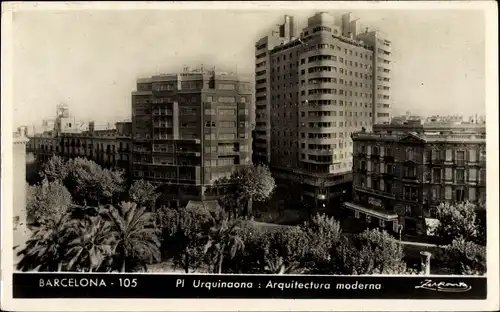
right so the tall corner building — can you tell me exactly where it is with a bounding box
[253,12,392,209]
[131,68,252,207]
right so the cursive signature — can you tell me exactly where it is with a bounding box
[415,279,471,292]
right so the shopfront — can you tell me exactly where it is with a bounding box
[343,201,399,233]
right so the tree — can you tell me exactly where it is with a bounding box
[215,165,276,218]
[265,226,310,274]
[203,218,245,274]
[40,155,69,182]
[65,158,125,206]
[129,180,160,211]
[437,238,486,275]
[474,207,486,246]
[333,229,407,275]
[64,216,115,272]
[104,202,161,272]
[435,202,480,245]
[158,205,215,273]
[16,212,75,272]
[301,213,342,273]
[26,179,72,225]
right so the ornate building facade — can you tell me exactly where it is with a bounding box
[347,119,486,236]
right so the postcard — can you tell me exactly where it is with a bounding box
[1,1,498,311]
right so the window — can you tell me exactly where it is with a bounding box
[468,188,476,201]
[205,109,216,115]
[205,121,216,128]
[238,109,249,115]
[219,133,236,140]
[445,168,453,180]
[383,179,391,192]
[219,96,235,103]
[404,165,417,178]
[403,186,418,201]
[431,149,440,161]
[469,168,477,181]
[455,189,465,202]
[354,211,360,219]
[456,168,465,183]
[445,149,453,161]
[479,169,486,183]
[431,187,440,200]
[445,186,452,200]
[433,168,441,182]
[219,109,235,116]
[406,148,414,161]
[386,147,393,157]
[456,150,465,165]
[206,96,213,102]
[379,219,385,228]
[205,133,216,140]
[218,83,235,90]
[469,149,477,162]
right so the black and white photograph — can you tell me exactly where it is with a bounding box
[1,1,498,311]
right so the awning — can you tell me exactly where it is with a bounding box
[343,202,398,221]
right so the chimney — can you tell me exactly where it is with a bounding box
[89,121,95,133]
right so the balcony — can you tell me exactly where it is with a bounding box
[354,186,395,200]
[176,150,201,157]
[444,159,454,165]
[401,176,419,183]
[154,122,173,128]
[152,149,174,154]
[306,71,338,79]
[133,148,150,154]
[307,149,333,156]
[153,135,175,140]
[431,178,441,184]
[307,60,337,67]
[430,158,444,165]
[402,193,419,202]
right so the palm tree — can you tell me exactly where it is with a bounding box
[104,202,161,272]
[204,218,245,274]
[64,216,115,272]
[16,213,74,272]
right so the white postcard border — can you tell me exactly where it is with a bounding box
[1,1,498,311]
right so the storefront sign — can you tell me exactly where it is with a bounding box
[368,197,382,207]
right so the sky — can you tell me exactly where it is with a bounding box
[11,7,485,128]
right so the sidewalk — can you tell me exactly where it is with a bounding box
[399,240,444,248]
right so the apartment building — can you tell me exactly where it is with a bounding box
[58,122,132,172]
[347,119,486,236]
[253,12,392,209]
[26,107,133,175]
[131,67,252,206]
